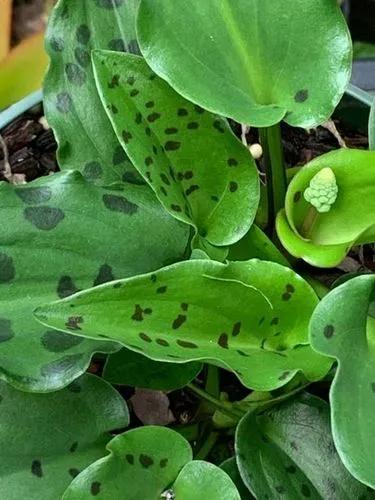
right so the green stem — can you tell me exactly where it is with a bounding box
[259,123,287,229]
[194,431,219,460]
[187,383,244,420]
[205,365,220,398]
[346,83,374,107]
[300,205,318,239]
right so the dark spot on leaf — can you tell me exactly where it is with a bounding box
[275,485,285,494]
[295,89,309,103]
[139,454,154,468]
[94,264,115,286]
[286,284,295,293]
[171,204,182,212]
[237,350,249,357]
[76,24,90,44]
[65,316,83,331]
[185,185,199,196]
[139,332,152,343]
[270,317,279,325]
[165,127,178,135]
[181,303,188,311]
[95,0,124,8]
[57,276,80,298]
[91,481,101,496]
[165,141,181,151]
[160,186,167,196]
[0,318,14,342]
[75,47,90,68]
[213,120,225,133]
[41,330,84,352]
[187,122,199,129]
[285,465,296,474]
[371,382,375,393]
[159,458,168,468]
[83,161,103,180]
[290,441,298,450]
[218,333,229,349]
[70,442,78,453]
[126,454,134,464]
[157,286,167,294]
[126,76,135,86]
[103,194,138,214]
[172,314,186,329]
[145,127,151,136]
[227,158,238,167]
[108,38,126,52]
[65,63,86,86]
[229,181,238,192]
[24,207,64,230]
[177,108,188,116]
[147,112,160,122]
[177,339,198,349]
[282,292,292,301]
[31,460,43,478]
[122,171,145,185]
[108,74,120,89]
[122,130,132,143]
[50,36,64,52]
[69,468,80,478]
[145,101,155,108]
[294,191,302,203]
[301,485,311,497]
[130,89,139,97]
[194,105,205,114]
[144,156,153,167]
[56,92,72,113]
[109,103,118,114]
[160,174,171,186]
[150,274,157,283]
[113,145,130,165]
[278,371,290,381]
[211,195,219,202]
[156,338,169,347]
[128,39,141,55]
[324,325,334,339]
[232,322,241,337]
[0,253,15,283]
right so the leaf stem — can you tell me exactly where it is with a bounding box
[187,383,244,420]
[194,430,219,460]
[259,123,287,229]
[346,83,374,108]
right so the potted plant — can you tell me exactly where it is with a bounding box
[0,0,374,498]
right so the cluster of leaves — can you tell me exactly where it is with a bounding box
[1,0,375,498]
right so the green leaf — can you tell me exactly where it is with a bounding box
[63,426,239,500]
[93,51,259,247]
[235,393,371,499]
[62,426,192,499]
[310,275,375,489]
[221,458,253,499]
[35,259,330,391]
[0,171,189,391]
[137,0,352,128]
[228,224,289,266]
[44,0,142,184]
[276,149,375,268]
[369,98,375,151]
[103,348,202,390]
[173,460,241,500]
[0,373,129,500]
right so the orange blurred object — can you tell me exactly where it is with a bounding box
[0,0,12,61]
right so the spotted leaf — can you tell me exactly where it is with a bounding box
[310,275,375,488]
[44,0,142,184]
[103,347,202,391]
[276,149,375,268]
[137,0,351,128]
[235,394,371,499]
[93,51,259,247]
[0,171,188,391]
[0,374,128,500]
[62,426,240,500]
[35,259,330,391]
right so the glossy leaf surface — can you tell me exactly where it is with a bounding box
[93,51,259,247]
[310,275,375,488]
[277,149,375,267]
[44,0,141,184]
[103,347,201,390]
[236,394,371,499]
[0,171,188,391]
[35,259,330,391]
[221,458,253,499]
[137,0,352,128]
[63,426,239,499]
[0,374,129,500]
